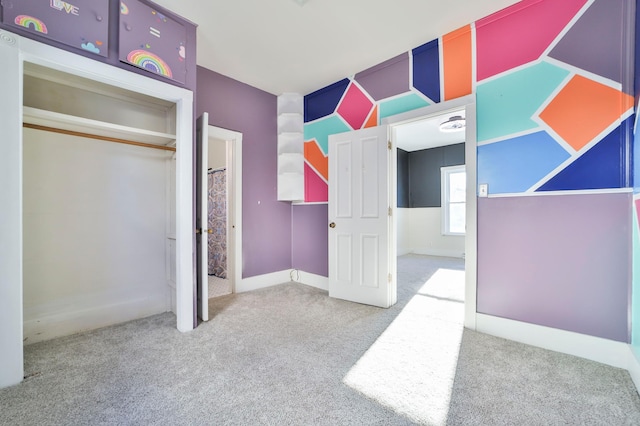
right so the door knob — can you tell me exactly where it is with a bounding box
[329,222,336,228]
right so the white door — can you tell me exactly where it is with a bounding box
[328,126,396,308]
[195,113,209,321]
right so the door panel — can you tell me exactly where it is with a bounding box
[195,113,209,322]
[328,126,395,308]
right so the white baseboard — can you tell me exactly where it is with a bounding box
[628,346,640,393]
[397,247,413,256]
[236,270,292,293]
[413,248,465,259]
[293,270,329,291]
[475,313,629,369]
[23,294,168,345]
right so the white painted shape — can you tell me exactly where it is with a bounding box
[329,126,394,308]
[0,34,24,389]
[476,314,629,369]
[196,114,209,322]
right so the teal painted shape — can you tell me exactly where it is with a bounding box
[303,115,351,154]
[379,93,430,120]
[477,131,570,194]
[633,202,640,351]
[476,61,570,142]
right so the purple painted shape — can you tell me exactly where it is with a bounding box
[354,53,410,101]
[477,193,630,342]
[549,0,626,88]
[119,0,188,83]
[292,204,329,277]
[3,0,109,57]
[197,66,292,279]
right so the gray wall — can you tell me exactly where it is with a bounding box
[398,143,465,208]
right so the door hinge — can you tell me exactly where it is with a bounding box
[388,141,392,150]
[388,207,392,216]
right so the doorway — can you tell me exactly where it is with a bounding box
[206,136,232,298]
[386,95,477,329]
[196,122,243,322]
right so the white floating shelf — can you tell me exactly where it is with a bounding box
[23,106,177,146]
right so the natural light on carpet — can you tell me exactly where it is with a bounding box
[343,268,465,425]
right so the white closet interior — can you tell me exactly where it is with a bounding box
[22,63,178,344]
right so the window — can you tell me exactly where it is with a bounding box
[441,165,466,235]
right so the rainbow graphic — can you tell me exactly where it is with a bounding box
[120,2,129,15]
[14,15,48,34]
[127,50,173,78]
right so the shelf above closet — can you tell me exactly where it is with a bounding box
[23,107,177,148]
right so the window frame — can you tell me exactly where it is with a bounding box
[441,165,466,236]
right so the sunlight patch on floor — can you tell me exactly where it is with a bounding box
[343,268,465,425]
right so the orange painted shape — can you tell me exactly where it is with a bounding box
[364,105,378,128]
[539,75,634,151]
[443,25,473,101]
[304,140,328,180]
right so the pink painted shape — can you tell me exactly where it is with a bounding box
[305,162,328,203]
[635,199,640,229]
[476,0,587,81]
[336,83,374,130]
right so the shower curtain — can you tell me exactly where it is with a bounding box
[208,169,227,278]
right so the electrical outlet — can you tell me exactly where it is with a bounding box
[479,183,488,197]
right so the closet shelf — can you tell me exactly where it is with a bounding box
[23,107,177,146]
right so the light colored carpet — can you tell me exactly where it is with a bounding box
[1,255,639,425]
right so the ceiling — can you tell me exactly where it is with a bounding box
[151,0,521,95]
[395,109,466,152]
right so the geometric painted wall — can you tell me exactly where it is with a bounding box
[304,0,635,202]
[300,0,636,343]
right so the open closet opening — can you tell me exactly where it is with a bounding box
[21,63,179,344]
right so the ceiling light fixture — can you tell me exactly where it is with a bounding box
[292,0,310,6]
[439,115,465,132]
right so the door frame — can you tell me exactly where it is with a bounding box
[383,94,477,330]
[0,31,194,388]
[207,125,243,295]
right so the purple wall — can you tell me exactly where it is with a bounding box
[196,66,292,278]
[292,204,328,276]
[477,193,631,342]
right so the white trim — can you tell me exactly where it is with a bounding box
[23,295,168,345]
[293,270,329,291]
[628,346,640,393]
[488,187,633,198]
[441,165,466,236]
[236,270,292,293]
[207,125,243,296]
[476,314,629,369]
[385,95,477,330]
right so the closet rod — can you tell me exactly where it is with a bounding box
[23,123,177,152]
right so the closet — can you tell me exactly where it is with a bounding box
[21,62,178,343]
